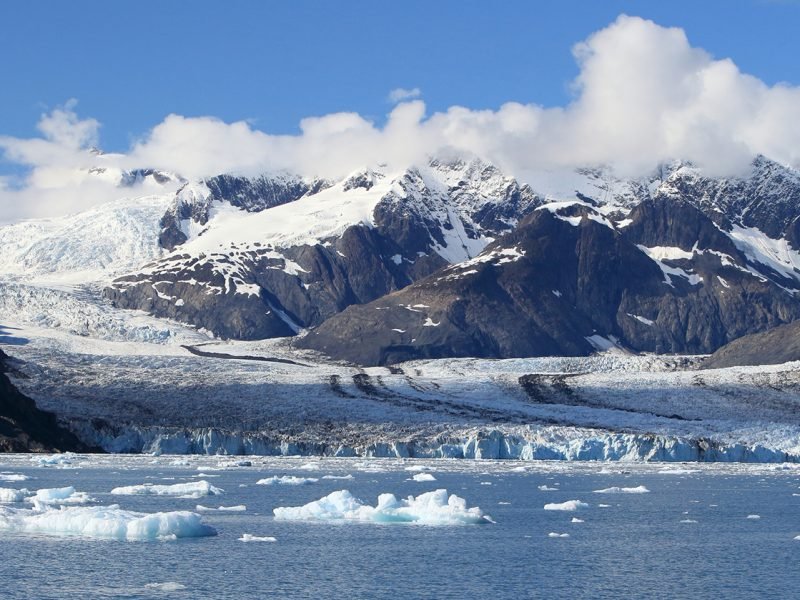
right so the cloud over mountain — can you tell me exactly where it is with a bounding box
[3,15,800,221]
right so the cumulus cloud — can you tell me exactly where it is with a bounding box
[388,87,422,103]
[4,15,800,221]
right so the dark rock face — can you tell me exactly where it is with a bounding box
[0,350,94,453]
[299,201,800,365]
[701,320,800,369]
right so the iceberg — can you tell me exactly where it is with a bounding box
[110,480,222,498]
[273,489,491,525]
[0,504,216,540]
[256,476,318,486]
[593,486,650,494]
[543,500,589,511]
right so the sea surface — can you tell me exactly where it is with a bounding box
[0,455,798,599]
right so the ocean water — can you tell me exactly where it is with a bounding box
[0,455,798,599]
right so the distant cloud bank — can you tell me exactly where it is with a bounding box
[3,15,800,221]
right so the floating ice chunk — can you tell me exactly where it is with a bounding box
[0,488,28,503]
[34,453,81,467]
[299,463,320,471]
[110,480,222,498]
[169,459,190,467]
[794,535,800,541]
[543,500,588,511]
[598,504,611,508]
[746,514,761,520]
[256,476,318,486]
[480,482,492,486]
[0,504,216,541]
[195,505,246,512]
[239,534,277,542]
[538,485,558,491]
[571,518,584,523]
[31,487,93,506]
[593,486,650,494]
[0,473,30,482]
[411,473,436,482]
[657,468,699,475]
[680,519,698,523]
[273,489,491,525]
[321,474,354,480]
[498,502,511,505]
[145,583,187,592]
[548,532,570,538]
[404,465,434,472]
[509,466,526,473]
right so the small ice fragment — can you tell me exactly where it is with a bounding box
[746,514,761,520]
[195,505,246,512]
[680,519,698,524]
[592,486,649,494]
[571,518,584,523]
[411,473,436,482]
[543,500,588,511]
[498,502,511,505]
[145,583,187,591]
[321,474,354,480]
[598,504,611,508]
[548,532,570,538]
[0,474,30,482]
[256,476,318,486]
[239,534,277,543]
[538,485,558,491]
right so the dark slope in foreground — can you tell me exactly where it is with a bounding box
[702,320,800,369]
[299,200,800,366]
[0,349,94,452]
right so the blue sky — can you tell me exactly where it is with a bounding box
[2,0,799,151]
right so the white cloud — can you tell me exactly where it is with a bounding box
[4,15,800,222]
[388,87,422,103]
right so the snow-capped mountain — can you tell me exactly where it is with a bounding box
[104,158,539,338]
[4,153,800,366]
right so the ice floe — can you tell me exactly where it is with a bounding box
[571,518,584,523]
[411,473,437,482]
[0,473,30,482]
[256,476,318,486]
[195,504,246,512]
[0,504,216,540]
[548,532,570,538]
[543,500,589,511]
[273,489,491,525]
[538,485,558,491]
[239,534,277,542]
[30,486,93,506]
[0,488,28,503]
[321,474,354,480]
[680,519,698,523]
[746,514,761,520]
[110,480,222,498]
[593,486,650,494]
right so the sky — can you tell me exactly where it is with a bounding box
[2,0,800,221]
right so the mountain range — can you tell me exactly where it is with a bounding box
[5,154,800,367]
